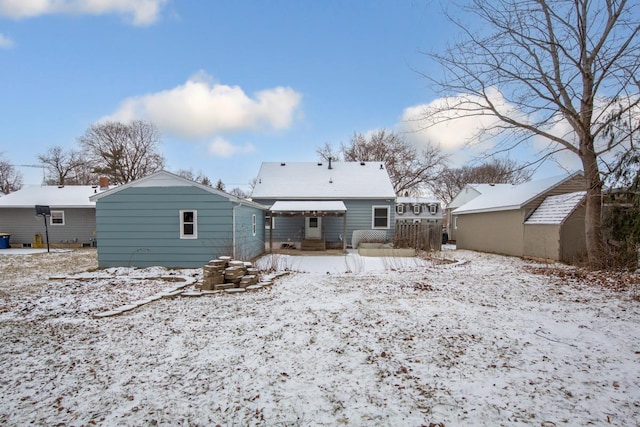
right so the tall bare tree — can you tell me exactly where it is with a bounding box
[431,158,533,205]
[0,152,22,193]
[335,129,447,195]
[422,0,640,266]
[37,145,93,185]
[176,168,212,186]
[78,120,165,185]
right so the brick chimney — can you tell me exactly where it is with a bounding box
[99,177,109,190]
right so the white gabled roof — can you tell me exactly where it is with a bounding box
[453,172,583,215]
[270,201,347,213]
[524,191,586,224]
[89,170,267,210]
[396,196,439,205]
[251,161,396,200]
[0,185,102,208]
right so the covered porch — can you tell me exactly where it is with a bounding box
[268,201,347,252]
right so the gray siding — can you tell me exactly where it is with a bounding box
[0,207,95,247]
[96,186,264,268]
[256,199,395,247]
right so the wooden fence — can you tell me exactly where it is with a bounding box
[394,222,442,252]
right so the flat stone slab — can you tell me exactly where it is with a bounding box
[224,288,246,294]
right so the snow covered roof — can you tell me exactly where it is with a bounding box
[453,172,583,215]
[251,161,396,200]
[270,201,347,213]
[524,191,586,225]
[396,196,439,205]
[90,171,267,210]
[0,185,103,208]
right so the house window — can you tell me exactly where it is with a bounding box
[396,204,404,214]
[252,214,257,236]
[309,217,318,228]
[429,204,438,215]
[454,216,458,229]
[413,204,421,215]
[372,206,390,229]
[180,210,197,239]
[50,210,65,226]
[265,214,275,230]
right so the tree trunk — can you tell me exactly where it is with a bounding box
[581,146,603,267]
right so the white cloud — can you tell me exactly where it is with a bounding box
[208,138,255,158]
[0,0,168,26]
[399,92,510,166]
[104,71,303,138]
[0,33,14,49]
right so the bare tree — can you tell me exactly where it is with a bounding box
[37,145,93,185]
[0,153,22,193]
[340,129,447,195]
[176,168,212,186]
[422,0,640,266]
[78,120,165,185]
[228,187,248,199]
[215,179,225,191]
[316,142,342,162]
[431,158,533,205]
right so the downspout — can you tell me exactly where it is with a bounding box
[232,201,242,259]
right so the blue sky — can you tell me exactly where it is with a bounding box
[0,0,565,191]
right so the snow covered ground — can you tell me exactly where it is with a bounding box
[0,247,639,426]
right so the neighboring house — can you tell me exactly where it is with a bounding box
[251,160,397,250]
[90,171,267,268]
[451,172,586,260]
[395,197,442,224]
[0,182,109,248]
[523,191,587,262]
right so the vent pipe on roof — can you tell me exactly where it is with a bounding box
[328,157,333,170]
[379,164,384,170]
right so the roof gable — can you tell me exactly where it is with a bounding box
[524,191,586,224]
[453,172,584,215]
[251,161,396,200]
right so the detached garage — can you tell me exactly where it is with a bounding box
[90,171,267,268]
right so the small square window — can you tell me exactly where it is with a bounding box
[180,210,197,239]
[50,210,65,226]
[372,206,390,229]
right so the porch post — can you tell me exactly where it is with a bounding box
[342,212,347,251]
[269,213,274,254]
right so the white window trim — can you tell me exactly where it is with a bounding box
[372,205,390,229]
[413,204,421,215]
[429,204,438,215]
[252,214,257,236]
[396,204,404,214]
[180,210,198,239]
[50,210,65,226]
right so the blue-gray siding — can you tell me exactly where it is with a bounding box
[255,199,395,247]
[0,207,96,247]
[96,186,265,268]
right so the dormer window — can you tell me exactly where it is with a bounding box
[396,204,404,214]
[429,204,438,215]
[413,204,421,215]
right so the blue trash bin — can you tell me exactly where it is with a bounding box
[0,233,10,249]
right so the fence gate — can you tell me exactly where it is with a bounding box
[394,222,442,252]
